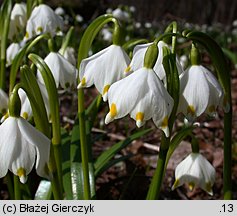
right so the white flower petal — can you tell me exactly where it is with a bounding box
[19,88,32,120]
[6,42,21,67]
[8,3,27,40]
[25,4,63,40]
[129,43,151,73]
[9,129,36,183]
[106,67,173,136]
[178,65,223,121]
[17,118,50,179]
[38,52,77,89]
[79,45,130,100]
[172,153,216,195]
[0,118,18,178]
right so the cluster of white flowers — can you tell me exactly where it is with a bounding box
[0,3,79,183]
[0,2,225,195]
[77,38,224,195]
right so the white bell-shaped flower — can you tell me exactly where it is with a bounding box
[105,67,174,137]
[37,52,78,89]
[77,44,130,101]
[0,89,8,114]
[126,41,183,81]
[0,116,50,183]
[172,153,216,195]
[8,2,27,40]
[25,4,63,40]
[178,65,224,121]
[6,42,21,67]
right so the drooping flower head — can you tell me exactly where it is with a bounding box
[105,67,174,137]
[0,89,51,184]
[24,4,64,41]
[77,44,130,101]
[172,153,216,195]
[178,65,224,121]
[37,52,78,89]
[0,116,51,183]
[8,2,27,40]
[6,42,21,67]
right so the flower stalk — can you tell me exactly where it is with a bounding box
[76,14,123,199]
[146,134,170,199]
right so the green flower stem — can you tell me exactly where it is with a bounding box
[6,173,14,199]
[13,175,21,200]
[28,54,63,199]
[224,110,232,199]
[191,135,199,153]
[185,31,232,199]
[76,14,121,200]
[78,89,91,200]
[147,134,170,199]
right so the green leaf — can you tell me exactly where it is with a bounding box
[94,128,152,176]
[165,126,194,167]
[20,65,50,137]
[61,128,73,199]
[162,47,180,129]
[222,48,237,65]
[71,162,95,200]
[0,0,12,90]
[28,53,60,145]
[60,26,75,55]
[95,154,133,177]
[34,180,52,200]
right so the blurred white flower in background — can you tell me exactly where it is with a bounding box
[75,14,84,23]
[101,28,112,42]
[6,42,21,67]
[129,6,136,13]
[38,52,78,89]
[8,2,27,40]
[112,8,129,22]
[25,4,64,40]
[144,22,152,28]
[54,7,65,16]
